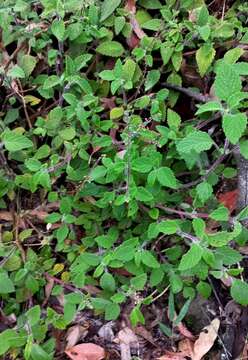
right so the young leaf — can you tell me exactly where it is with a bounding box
[51,19,65,41]
[145,70,160,91]
[231,279,248,306]
[214,62,241,101]
[141,250,160,268]
[196,44,215,77]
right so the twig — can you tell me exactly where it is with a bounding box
[176,230,199,244]
[162,83,210,103]
[156,204,209,219]
[180,139,230,189]
[14,213,26,262]
[151,285,170,303]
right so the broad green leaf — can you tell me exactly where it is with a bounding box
[100,273,116,292]
[145,70,160,91]
[19,55,37,76]
[233,62,248,75]
[222,113,247,145]
[196,44,215,77]
[26,305,41,326]
[196,182,213,203]
[2,130,33,152]
[59,127,76,140]
[224,48,244,64]
[157,167,178,189]
[139,0,162,9]
[167,109,181,130]
[131,273,147,290]
[0,272,15,294]
[105,303,120,320]
[195,101,222,115]
[141,250,160,268]
[110,107,124,119]
[8,65,25,78]
[215,247,242,265]
[176,130,213,154]
[210,206,229,221]
[142,19,162,31]
[43,75,61,89]
[130,306,145,326]
[179,244,203,271]
[158,220,178,234]
[51,19,65,40]
[135,187,153,202]
[100,0,121,22]
[96,41,124,57]
[197,281,212,298]
[231,279,248,306]
[214,62,241,101]
[160,45,174,65]
[132,157,153,173]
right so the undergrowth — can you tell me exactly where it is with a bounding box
[0,0,248,358]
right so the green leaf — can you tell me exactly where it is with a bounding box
[2,130,33,152]
[145,70,160,91]
[131,273,147,290]
[100,0,121,22]
[96,41,124,57]
[115,16,125,35]
[196,44,215,77]
[179,244,203,271]
[157,167,178,189]
[158,220,178,234]
[59,127,76,140]
[160,45,174,66]
[210,206,229,221]
[19,55,37,76]
[135,187,153,202]
[224,48,244,64]
[8,65,25,78]
[195,101,222,115]
[177,130,213,154]
[222,113,247,145]
[197,281,212,298]
[100,273,116,292]
[132,157,153,173]
[231,279,248,306]
[167,109,181,130]
[105,302,120,320]
[26,305,41,326]
[51,19,65,41]
[215,247,242,265]
[30,344,51,360]
[0,272,15,294]
[43,75,61,89]
[196,182,213,203]
[130,306,145,326]
[142,19,162,31]
[214,62,241,101]
[110,107,124,119]
[141,250,160,268]
[174,299,191,325]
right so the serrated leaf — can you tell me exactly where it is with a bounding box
[142,19,162,31]
[167,109,181,130]
[100,273,116,292]
[19,55,37,76]
[176,130,213,154]
[2,130,33,152]
[51,19,65,41]
[196,182,213,203]
[231,279,248,306]
[214,62,241,101]
[224,48,244,64]
[210,206,229,221]
[157,167,178,189]
[96,41,124,57]
[100,0,121,22]
[131,273,147,290]
[195,101,222,115]
[196,44,215,77]
[145,70,160,91]
[8,65,25,78]
[160,45,174,65]
[158,220,178,234]
[110,107,124,119]
[222,113,247,145]
[135,187,153,202]
[179,244,203,271]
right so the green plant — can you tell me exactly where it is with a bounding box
[0,0,248,358]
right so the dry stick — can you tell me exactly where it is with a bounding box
[181,139,230,189]
[162,83,210,103]
[156,204,209,219]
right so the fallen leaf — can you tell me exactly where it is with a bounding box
[176,322,196,341]
[114,327,139,360]
[65,343,105,360]
[98,322,115,342]
[157,351,187,360]
[66,325,89,348]
[218,190,238,212]
[178,339,194,357]
[192,318,220,360]
[134,325,157,346]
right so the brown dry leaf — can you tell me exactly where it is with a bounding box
[65,343,105,360]
[66,325,89,348]
[176,322,196,341]
[134,325,157,346]
[178,339,194,357]
[192,318,220,360]
[114,327,139,360]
